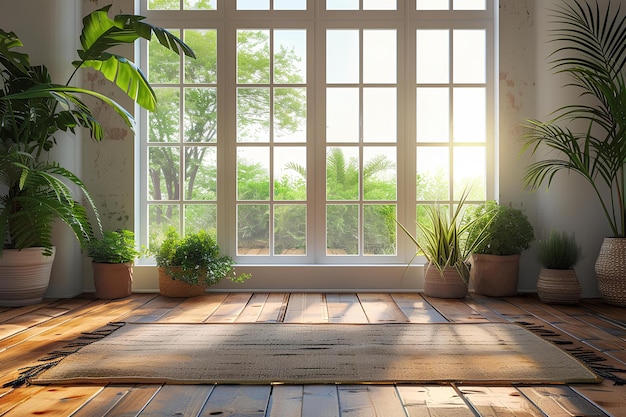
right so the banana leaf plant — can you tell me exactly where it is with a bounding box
[0,5,195,255]
[520,0,626,237]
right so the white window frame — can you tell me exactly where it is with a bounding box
[135,0,497,290]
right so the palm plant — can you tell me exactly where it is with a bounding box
[520,0,626,237]
[0,5,194,255]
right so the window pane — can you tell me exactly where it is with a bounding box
[363,147,396,201]
[238,0,269,10]
[416,30,449,84]
[184,0,217,10]
[453,147,486,200]
[149,32,180,83]
[453,0,486,10]
[149,205,180,242]
[274,30,307,84]
[416,0,448,10]
[327,147,359,201]
[148,147,179,201]
[364,205,396,255]
[237,87,271,142]
[274,87,307,143]
[184,205,217,236]
[364,88,397,143]
[327,30,359,84]
[274,147,307,201]
[364,0,396,10]
[453,30,486,84]
[327,204,358,255]
[274,205,307,255]
[185,88,217,143]
[185,30,217,84]
[363,30,396,83]
[327,0,359,10]
[237,147,270,200]
[238,205,270,255]
[238,30,270,84]
[416,88,449,142]
[275,0,306,9]
[326,88,359,143]
[148,0,178,11]
[416,147,449,201]
[453,88,486,142]
[185,146,217,200]
[149,88,179,143]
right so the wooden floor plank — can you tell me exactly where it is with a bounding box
[391,293,447,323]
[423,296,490,323]
[337,385,407,417]
[70,385,135,417]
[397,385,475,417]
[302,385,339,417]
[137,384,214,416]
[267,385,303,417]
[87,385,161,417]
[1,385,101,417]
[283,293,328,323]
[256,293,289,323]
[326,293,369,323]
[206,293,253,323]
[198,385,271,417]
[157,293,228,322]
[459,386,544,417]
[236,293,273,323]
[357,293,408,323]
[518,386,610,417]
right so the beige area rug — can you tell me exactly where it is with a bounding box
[33,322,601,385]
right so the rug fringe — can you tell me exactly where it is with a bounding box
[516,321,626,386]
[3,322,125,389]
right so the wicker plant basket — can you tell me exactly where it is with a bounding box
[595,237,626,307]
[158,267,207,297]
[537,268,581,305]
[423,264,468,299]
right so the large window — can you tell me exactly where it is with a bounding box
[139,0,496,272]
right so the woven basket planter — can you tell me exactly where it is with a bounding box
[537,268,581,305]
[423,264,468,299]
[158,267,207,298]
[595,237,626,307]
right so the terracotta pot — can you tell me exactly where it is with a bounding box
[423,264,468,299]
[537,268,581,305]
[158,267,207,297]
[469,253,520,297]
[595,237,626,307]
[93,262,133,299]
[0,247,55,307]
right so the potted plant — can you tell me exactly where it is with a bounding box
[153,228,251,297]
[519,0,626,306]
[0,5,194,306]
[465,201,534,297]
[536,230,583,304]
[85,230,139,299]
[398,191,492,298]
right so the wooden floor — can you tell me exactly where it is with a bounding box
[0,292,624,416]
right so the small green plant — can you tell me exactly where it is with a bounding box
[153,228,251,286]
[538,230,582,270]
[398,191,493,281]
[85,230,140,264]
[465,201,534,256]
